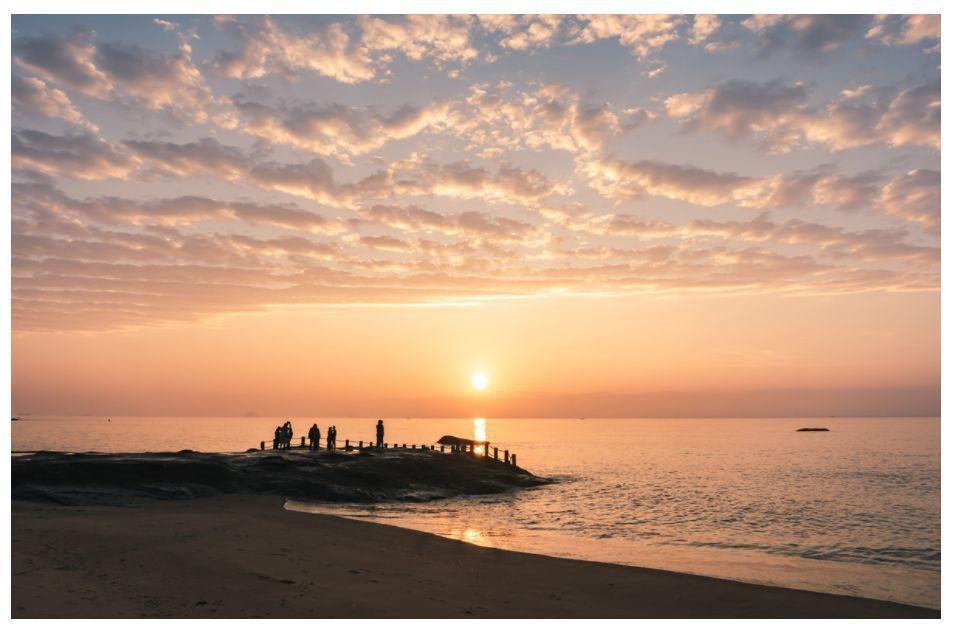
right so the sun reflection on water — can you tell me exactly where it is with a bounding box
[456,527,491,547]
[473,418,486,456]
[474,417,486,442]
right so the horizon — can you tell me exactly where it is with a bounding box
[13,385,940,418]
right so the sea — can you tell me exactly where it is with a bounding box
[11,415,940,609]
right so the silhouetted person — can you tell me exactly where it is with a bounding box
[273,425,282,450]
[331,425,338,450]
[376,419,385,450]
[308,423,321,451]
[325,426,333,450]
[282,421,293,449]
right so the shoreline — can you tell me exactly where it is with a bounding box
[12,495,938,618]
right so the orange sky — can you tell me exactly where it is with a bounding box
[10,15,940,418]
[12,290,939,417]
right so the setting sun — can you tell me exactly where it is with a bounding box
[472,372,489,391]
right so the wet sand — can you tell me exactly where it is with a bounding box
[11,495,938,618]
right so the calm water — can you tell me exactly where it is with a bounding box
[12,416,940,608]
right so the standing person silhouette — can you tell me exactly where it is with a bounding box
[308,423,321,451]
[376,419,385,450]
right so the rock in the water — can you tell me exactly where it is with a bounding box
[12,449,550,506]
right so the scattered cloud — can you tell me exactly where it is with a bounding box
[12,74,98,131]
[666,79,940,152]
[211,15,375,83]
[741,14,873,56]
[12,130,140,180]
[14,29,217,122]
[878,169,940,233]
[572,14,687,59]
[229,97,453,160]
[8,14,941,332]
[867,14,940,48]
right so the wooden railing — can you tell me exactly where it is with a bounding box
[258,436,518,467]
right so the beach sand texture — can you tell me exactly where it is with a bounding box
[12,495,938,618]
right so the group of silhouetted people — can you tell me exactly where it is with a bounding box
[273,419,386,451]
[273,421,294,449]
[305,423,338,450]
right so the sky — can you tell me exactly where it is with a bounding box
[10,14,940,417]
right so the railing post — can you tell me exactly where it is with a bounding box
[484,443,489,458]
[345,439,350,449]
[493,446,498,460]
[360,440,364,448]
[393,443,397,448]
[301,436,306,447]
[431,445,435,451]
[440,445,445,453]
[504,449,510,464]
[260,441,265,450]
[511,454,517,467]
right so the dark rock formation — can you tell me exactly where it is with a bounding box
[12,448,549,506]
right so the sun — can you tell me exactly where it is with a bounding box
[472,372,489,391]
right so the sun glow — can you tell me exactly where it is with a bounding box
[472,372,489,390]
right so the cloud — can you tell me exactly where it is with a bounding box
[355,204,539,243]
[478,14,569,51]
[13,181,346,234]
[358,15,479,65]
[123,137,249,179]
[152,18,179,32]
[212,15,482,84]
[402,158,569,205]
[867,14,940,48]
[230,98,452,160]
[665,79,810,151]
[572,14,687,59]
[14,29,216,122]
[878,169,940,233]
[600,210,938,266]
[689,14,721,45]
[12,181,939,332]
[811,172,882,211]
[457,81,639,157]
[211,15,375,83]
[247,158,392,207]
[12,75,98,131]
[742,14,872,56]
[92,40,215,121]
[666,79,940,152]
[521,84,622,153]
[12,130,140,180]
[581,156,752,206]
[580,155,934,221]
[682,215,938,266]
[13,29,112,98]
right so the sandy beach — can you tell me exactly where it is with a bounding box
[11,495,938,618]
